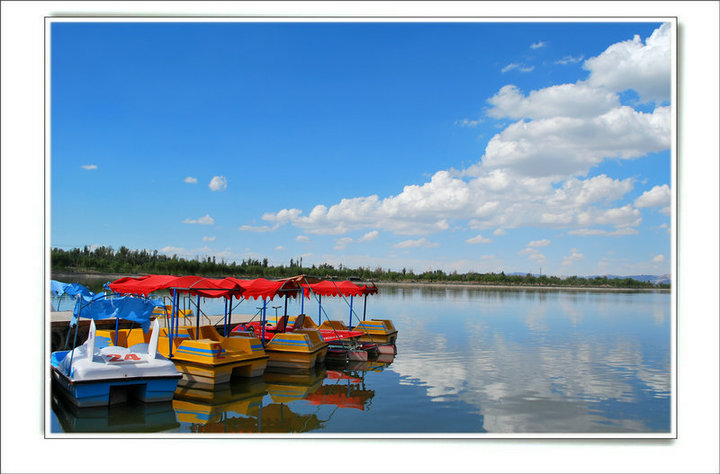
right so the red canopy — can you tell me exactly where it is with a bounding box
[220,277,300,301]
[108,274,243,298]
[109,274,376,300]
[301,280,378,298]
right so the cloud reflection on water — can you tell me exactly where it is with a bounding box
[382,286,671,432]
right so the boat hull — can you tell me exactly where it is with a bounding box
[172,357,268,385]
[52,367,180,408]
[266,346,328,371]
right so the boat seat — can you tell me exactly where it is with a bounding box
[266,315,289,333]
[289,314,306,331]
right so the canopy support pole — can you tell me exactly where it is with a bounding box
[349,295,354,328]
[114,316,120,346]
[261,299,267,346]
[195,295,201,339]
[301,290,305,315]
[284,294,288,316]
[169,289,177,359]
[318,295,322,324]
[363,294,368,321]
[228,297,233,335]
[223,298,228,337]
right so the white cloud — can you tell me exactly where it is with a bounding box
[202,236,216,241]
[634,184,671,208]
[482,105,670,177]
[555,55,584,65]
[358,230,379,242]
[519,247,546,264]
[209,175,227,191]
[275,245,286,251]
[184,176,198,184]
[652,254,665,263]
[263,170,640,237]
[466,234,492,244]
[394,237,439,249]
[333,237,354,250]
[528,239,551,247]
[296,235,310,242]
[455,119,482,128]
[502,63,534,74]
[584,23,671,103]
[252,27,668,241]
[487,83,619,120]
[530,41,546,49]
[81,164,97,170]
[239,224,278,232]
[562,248,585,266]
[182,214,215,225]
[568,227,639,237]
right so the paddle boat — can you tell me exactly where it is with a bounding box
[297,278,397,359]
[107,275,269,385]
[50,281,181,408]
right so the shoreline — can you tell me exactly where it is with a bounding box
[51,270,670,293]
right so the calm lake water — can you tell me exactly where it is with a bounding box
[50,285,672,434]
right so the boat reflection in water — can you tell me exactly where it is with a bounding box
[172,355,394,434]
[52,352,395,433]
[52,393,179,433]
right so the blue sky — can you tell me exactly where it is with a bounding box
[51,21,672,277]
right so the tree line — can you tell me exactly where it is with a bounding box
[51,245,670,289]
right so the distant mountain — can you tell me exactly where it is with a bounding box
[507,272,671,285]
[603,274,671,285]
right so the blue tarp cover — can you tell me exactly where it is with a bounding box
[51,280,94,298]
[52,280,162,331]
[72,294,163,331]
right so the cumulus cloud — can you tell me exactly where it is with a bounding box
[239,224,279,232]
[202,236,216,241]
[394,238,439,249]
[263,171,640,236]
[81,164,97,170]
[634,184,670,208]
[530,41,546,49]
[250,26,670,241]
[209,176,227,191]
[568,227,639,237]
[487,83,619,120]
[528,239,551,247]
[275,245,286,251]
[652,254,665,263]
[184,176,198,184]
[482,105,670,177]
[358,230,379,242]
[182,214,215,225]
[562,248,585,266]
[466,234,492,244]
[296,235,310,242]
[334,237,354,250]
[584,23,671,103]
[519,247,546,264]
